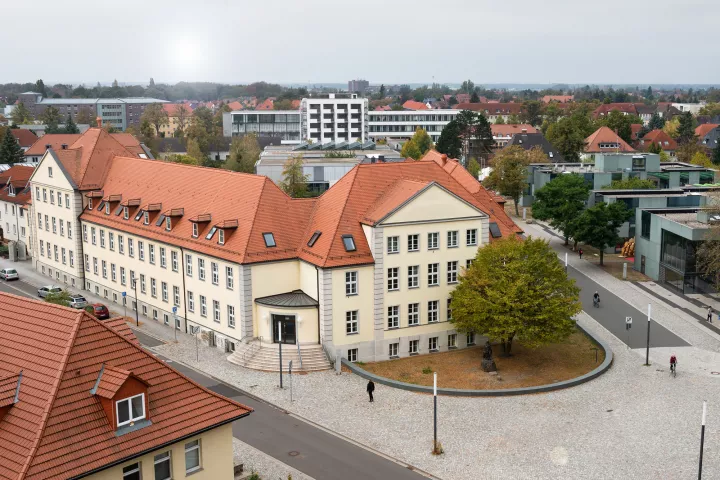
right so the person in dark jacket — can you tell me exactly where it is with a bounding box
[578,248,583,259]
[367,380,375,402]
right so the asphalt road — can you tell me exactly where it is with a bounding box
[0,277,427,480]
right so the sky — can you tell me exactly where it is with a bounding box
[3,0,720,87]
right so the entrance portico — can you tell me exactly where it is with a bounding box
[255,290,319,346]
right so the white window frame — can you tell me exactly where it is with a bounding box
[149,244,154,263]
[186,254,193,276]
[348,348,358,362]
[160,247,166,268]
[387,267,399,291]
[184,439,201,474]
[171,251,178,272]
[448,230,458,248]
[447,261,458,284]
[116,393,145,427]
[153,451,172,480]
[429,336,439,351]
[408,265,419,288]
[226,266,234,289]
[346,310,358,334]
[428,263,439,286]
[407,234,419,252]
[211,262,219,285]
[198,258,205,280]
[387,236,399,254]
[188,291,195,312]
[387,305,399,329]
[428,232,439,250]
[228,305,235,328]
[408,303,419,326]
[200,295,207,316]
[213,300,221,323]
[409,339,419,354]
[428,300,438,323]
[466,228,477,246]
[345,271,358,295]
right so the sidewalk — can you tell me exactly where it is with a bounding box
[522,220,720,353]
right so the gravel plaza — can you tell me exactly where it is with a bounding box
[144,217,720,480]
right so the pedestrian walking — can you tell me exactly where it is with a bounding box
[578,248,583,260]
[708,306,713,323]
[366,380,375,402]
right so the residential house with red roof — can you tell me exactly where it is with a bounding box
[696,124,720,150]
[24,131,151,163]
[157,103,193,137]
[256,98,275,110]
[592,103,681,125]
[402,100,429,110]
[636,129,677,156]
[542,95,573,103]
[10,129,37,152]
[583,126,636,159]
[0,165,34,249]
[491,124,537,147]
[29,128,521,367]
[0,292,251,480]
[453,103,523,123]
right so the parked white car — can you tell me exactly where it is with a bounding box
[0,268,19,281]
[37,285,62,298]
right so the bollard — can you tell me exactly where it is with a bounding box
[335,349,342,375]
[522,208,527,221]
[623,263,627,280]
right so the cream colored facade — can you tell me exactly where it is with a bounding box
[88,423,235,480]
[0,199,30,245]
[29,152,85,287]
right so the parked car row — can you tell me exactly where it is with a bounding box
[36,285,110,318]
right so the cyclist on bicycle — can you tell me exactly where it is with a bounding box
[593,291,600,307]
[670,354,677,373]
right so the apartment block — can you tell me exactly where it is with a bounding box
[222,110,301,141]
[368,109,459,143]
[301,94,368,143]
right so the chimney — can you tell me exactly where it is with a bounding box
[44,144,51,149]
[96,116,102,128]
[441,154,448,165]
[61,144,68,150]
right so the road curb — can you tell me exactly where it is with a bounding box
[342,324,613,397]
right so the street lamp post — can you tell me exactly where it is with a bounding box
[644,303,651,366]
[131,277,139,327]
[699,401,707,480]
[433,372,438,453]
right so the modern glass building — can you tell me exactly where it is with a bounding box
[223,110,301,141]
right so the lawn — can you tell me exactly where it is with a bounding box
[359,331,604,390]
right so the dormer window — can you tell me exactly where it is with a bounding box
[218,229,225,245]
[165,217,172,231]
[307,231,321,247]
[123,207,129,219]
[134,210,144,221]
[263,232,276,248]
[105,203,110,215]
[116,393,145,427]
[7,185,14,197]
[88,198,93,210]
[205,226,217,240]
[143,212,150,225]
[342,234,356,252]
[192,223,198,238]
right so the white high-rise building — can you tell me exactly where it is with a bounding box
[300,94,368,143]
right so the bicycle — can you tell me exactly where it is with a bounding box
[670,363,677,378]
[593,298,600,308]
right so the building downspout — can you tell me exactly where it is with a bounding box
[179,245,189,334]
[315,265,321,345]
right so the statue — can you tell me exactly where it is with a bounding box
[481,340,497,372]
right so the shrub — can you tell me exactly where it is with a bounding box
[422,367,432,374]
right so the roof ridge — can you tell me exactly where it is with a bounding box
[243,178,271,261]
[320,167,359,268]
[18,308,85,480]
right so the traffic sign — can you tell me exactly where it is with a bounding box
[172,306,178,313]
[625,316,632,330]
[121,291,126,297]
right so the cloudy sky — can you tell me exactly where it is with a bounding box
[3,0,718,86]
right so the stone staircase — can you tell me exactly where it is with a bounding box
[227,340,331,372]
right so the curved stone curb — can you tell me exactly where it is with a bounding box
[342,324,613,397]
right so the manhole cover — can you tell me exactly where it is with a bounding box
[289,451,299,457]
[712,372,720,375]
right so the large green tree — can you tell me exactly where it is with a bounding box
[279,155,309,198]
[467,157,481,178]
[435,119,462,159]
[10,102,33,125]
[450,236,581,356]
[572,201,633,265]
[225,133,261,173]
[676,112,697,144]
[400,128,433,159]
[456,110,494,161]
[532,174,591,245]
[545,114,591,162]
[64,114,79,134]
[713,146,720,166]
[648,112,666,130]
[0,129,24,164]
[40,106,62,133]
[141,103,169,137]
[482,145,532,215]
[520,100,543,127]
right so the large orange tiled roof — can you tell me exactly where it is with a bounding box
[10,129,37,148]
[402,100,428,110]
[640,129,677,151]
[584,126,636,153]
[695,124,719,139]
[25,131,143,159]
[0,292,251,480]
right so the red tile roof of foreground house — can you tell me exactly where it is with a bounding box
[491,124,538,136]
[639,129,677,151]
[695,124,719,139]
[402,100,428,110]
[10,129,37,148]
[584,126,636,153]
[0,292,251,480]
[453,103,523,114]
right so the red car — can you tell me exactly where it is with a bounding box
[88,303,110,320]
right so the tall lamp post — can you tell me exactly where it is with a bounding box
[131,276,139,327]
[644,303,651,366]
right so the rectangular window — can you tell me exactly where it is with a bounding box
[91,227,96,244]
[59,220,64,236]
[228,305,235,328]
[37,213,41,229]
[407,234,419,252]
[218,229,225,245]
[447,261,458,284]
[467,332,475,345]
[40,240,44,256]
[408,303,419,326]
[67,221,72,239]
[428,232,439,250]
[165,217,172,231]
[185,439,201,474]
[171,251,178,272]
[122,463,141,480]
[200,296,207,316]
[192,223,198,237]
[174,286,180,306]
[139,274,146,293]
[387,236,399,254]
[226,266,234,289]
[42,188,47,202]
[93,257,98,275]
[387,305,399,329]
[111,263,117,282]
[151,278,157,297]
[128,238,134,257]
[50,189,54,204]
[345,271,358,295]
[69,250,74,267]
[100,230,105,248]
[138,241,145,261]
[102,260,107,278]
[388,343,399,358]
[65,194,70,208]
[83,224,87,242]
[348,348,358,362]
[641,211,651,239]
[428,263,439,286]
[428,300,438,323]
[119,235,124,254]
[123,207,129,220]
[213,300,221,322]
[489,222,502,238]
[387,267,399,291]
[45,215,48,231]
[409,339,419,354]
[186,254,193,276]
[121,267,126,285]
[211,262,219,285]
[447,298,453,321]
[61,247,66,264]
[447,230,458,248]
[188,291,195,312]
[198,258,205,280]
[341,234,356,251]
[143,211,149,225]
[154,451,172,480]
[466,229,478,246]
[160,247,166,268]
[346,310,358,334]
[448,334,457,348]
[162,282,168,302]
[148,244,154,263]
[429,336,438,351]
[263,232,276,247]
[116,393,145,427]
[408,265,419,288]
[47,242,51,257]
